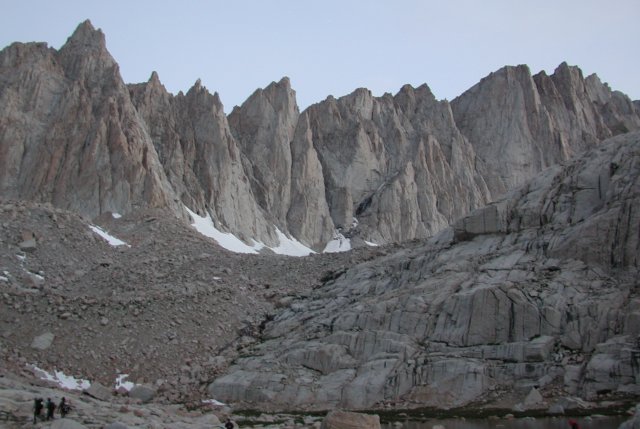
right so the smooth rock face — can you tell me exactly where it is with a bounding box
[295,85,492,246]
[0,21,179,219]
[210,132,640,410]
[286,111,335,247]
[129,74,277,245]
[451,63,640,198]
[229,77,298,228]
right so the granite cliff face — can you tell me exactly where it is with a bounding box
[294,85,491,246]
[210,131,640,410]
[451,63,640,197]
[1,21,640,251]
[228,77,298,230]
[0,21,179,218]
[129,74,278,245]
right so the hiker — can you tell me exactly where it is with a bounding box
[59,397,70,418]
[568,419,580,429]
[33,398,44,423]
[45,397,56,420]
[225,418,235,429]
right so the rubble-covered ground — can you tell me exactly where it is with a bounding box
[0,200,384,405]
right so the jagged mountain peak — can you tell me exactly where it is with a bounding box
[149,70,161,84]
[270,75,292,90]
[137,70,169,97]
[477,63,532,85]
[56,19,119,85]
[394,82,437,111]
[396,82,434,97]
[2,19,640,253]
[62,19,107,52]
[234,76,298,117]
[549,61,589,94]
[345,86,374,101]
[183,78,224,109]
[553,60,582,76]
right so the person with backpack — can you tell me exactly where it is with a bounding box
[33,398,44,423]
[45,397,56,420]
[59,397,70,418]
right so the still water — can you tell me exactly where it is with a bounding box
[382,416,627,429]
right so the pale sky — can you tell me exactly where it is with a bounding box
[1,0,638,112]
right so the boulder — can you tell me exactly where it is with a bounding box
[522,387,545,409]
[18,238,37,252]
[84,382,112,401]
[619,404,640,429]
[30,332,54,350]
[128,384,156,403]
[320,410,381,429]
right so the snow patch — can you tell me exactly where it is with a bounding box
[365,240,380,247]
[115,374,136,391]
[0,275,8,282]
[30,365,91,390]
[89,225,130,247]
[185,207,261,254]
[270,228,315,256]
[202,398,226,406]
[323,231,351,253]
[186,205,344,257]
[112,213,122,219]
[16,254,26,261]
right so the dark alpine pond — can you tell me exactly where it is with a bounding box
[382,415,627,429]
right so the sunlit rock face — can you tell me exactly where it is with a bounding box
[0,21,180,218]
[129,74,278,247]
[451,62,640,198]
[290,85,491,247]
[210,132,640,410]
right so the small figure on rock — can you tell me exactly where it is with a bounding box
[33,397,44,423]
[568,419,580,429]
[59,397,70,418]
[225,417,235,429]
[45,397,56,420]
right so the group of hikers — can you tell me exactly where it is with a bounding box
[33,397,70,423]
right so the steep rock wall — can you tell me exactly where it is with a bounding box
[2,21,640,250]
[0,21,180,218]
